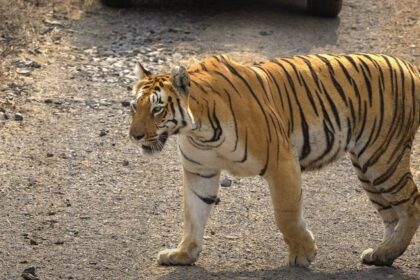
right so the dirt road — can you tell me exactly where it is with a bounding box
[0,0,419,279]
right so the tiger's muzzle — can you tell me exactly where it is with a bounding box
[138,132,169,154]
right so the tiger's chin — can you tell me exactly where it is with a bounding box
[141,132,168,155]
[141,143,164,154]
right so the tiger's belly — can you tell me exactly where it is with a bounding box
[221,157,262,177]
[290,120,353,171]
[178,116,353,175]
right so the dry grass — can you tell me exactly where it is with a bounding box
[1,0,43,58]
[0,0,89,110]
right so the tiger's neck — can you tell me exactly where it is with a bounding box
[182,73,225,144]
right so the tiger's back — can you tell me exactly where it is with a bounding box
[187,54,419,175]
[253,54,420,171]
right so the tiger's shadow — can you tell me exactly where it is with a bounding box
[157,265,418,280]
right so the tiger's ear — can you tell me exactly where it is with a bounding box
[135,62,151,80]
[171,66,190,96]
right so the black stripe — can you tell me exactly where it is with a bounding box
[283,81,294,136]
[335,58,354,86]
[224,90,239,152]
[300,72,320,116]
[369,199,392,211]
[249,68,274,143]
[372,146,409,186]
[282,58,304,86]
[412,193,420,205]
[317,82,336,131]
[252,67,287,146]
[361,54,385,92]
[379,172,412,194]
[259,65,285,111]
[201,101,223,143]
[255,66,289,141]
[363,55,403,169]
[193,76,222,97]
[362,187,383,194]
[234,128,248,163]
[271,60,311,159]
[359,63,373,106]
[298,56,322,90]
[199,62,208,71]
[190,79,209,95]
[282,59,319,116]
[192,190,220,205]
[315,55,348,106]
[345,117,352,149]
[394,58,407,137]
[169,99,176,116]
[351,79,362,121]
[186,135,225,150]
[259,139,270,176]
[342,55,361,73]
[212,70,242,97]
[357,176,371,184]
[222,61,272,142]
[352,160,362,171]
[186,169,218,179]
[358,56,372,79]
[371,75,385,144]
[304,119,335,167]
[355,101,368,144]
[320,80,341,131]
[356,117,377,157]
[348,98,356,133]
[390,188,417,207]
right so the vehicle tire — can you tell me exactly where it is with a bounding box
[100,0,134,8]
[307,0,343,17]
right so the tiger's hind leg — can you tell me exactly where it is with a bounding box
[351,156,399,241]
[351,146,420,266]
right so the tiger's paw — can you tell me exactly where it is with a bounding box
[288,244,317,267]
[157,248,198,266]
[361,248,395,266]
[287,232,317,267]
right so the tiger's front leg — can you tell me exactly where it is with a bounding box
[157,167,220,265]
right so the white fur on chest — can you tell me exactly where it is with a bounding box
[177,135,262,177]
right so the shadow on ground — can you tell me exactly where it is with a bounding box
[73,0,340,59]
[158,265,418,280]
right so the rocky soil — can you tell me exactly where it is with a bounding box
[0,0,419,279]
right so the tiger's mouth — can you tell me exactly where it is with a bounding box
[141,132,169,154]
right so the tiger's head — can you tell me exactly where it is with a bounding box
[129,62,192,154]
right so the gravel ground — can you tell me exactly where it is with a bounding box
[0,0,419,279]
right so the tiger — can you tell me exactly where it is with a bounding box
[128,53,420,267]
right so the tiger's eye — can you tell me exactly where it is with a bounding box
[152,107,163,115]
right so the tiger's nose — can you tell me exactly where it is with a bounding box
[129,130,145,140]
[135,134,145,140]
[133,134,145,140]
